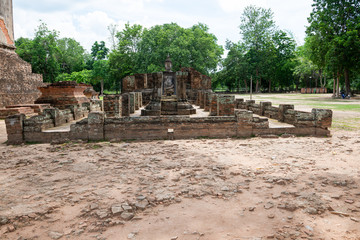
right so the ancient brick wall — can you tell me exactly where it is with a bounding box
[0,49,44,108]
[6,106,333,144]
[235,99,332,130]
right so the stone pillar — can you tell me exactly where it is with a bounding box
[43,108,61,127]
[199,91,205,109]
[245,100,255,110]
[103,95,122,118]
[5,114,24,144]
[121,93,130,117]
[260,102,272,116]
[88,112,104,141]
[209,94,218,116]
[204,91,211,112]
[279,104,294,122]
[209,94,235,116]
[129,92,135,114]
[176,71,188,101]
[312,109,332,129]
[196,90,201,106]
[134,92,140,110]
[218,95,235,116]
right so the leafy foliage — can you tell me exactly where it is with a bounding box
[216,6,296,92]
[306,0,360,94]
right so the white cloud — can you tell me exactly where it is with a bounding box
[217,0,268,12]
[12,0,313,52]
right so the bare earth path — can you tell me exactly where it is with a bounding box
[0,94,360,240]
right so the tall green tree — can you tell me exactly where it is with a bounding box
[56,37,86,74]
[137,23,223,75]
[108,23,144,92]
[239,5,276,92]
[307,0,360,95]
[16,22,60,82]
[220,41,250,92]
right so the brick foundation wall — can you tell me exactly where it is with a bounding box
[235,98,332,130]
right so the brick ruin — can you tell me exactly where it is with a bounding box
[4,54,333,144]
[0,0,45,111]
[122,67,211,105]
[5,87,332,144]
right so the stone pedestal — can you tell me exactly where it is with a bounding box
[35,82,90,109]
[141,100,161,116]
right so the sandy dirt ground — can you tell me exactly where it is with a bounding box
[1,94,360,240]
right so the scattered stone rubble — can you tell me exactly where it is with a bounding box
[0,135,359,239]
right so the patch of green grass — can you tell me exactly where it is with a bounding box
[306,103,360,111]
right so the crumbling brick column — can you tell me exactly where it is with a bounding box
[313,109,332,129]
[209,95,235,116]
[134,92,140,110]
[5,114,25,145]
[129,93,135,114]
[204,91,211,112]
[121,93,130,117]
[260,102,272,116]
[235,98,245,109]
[104,95,122,118]
[245,100,255,110]
[139,92,143,108]
[218,95,235,116]
[279,104,294,122]
[88,112,104,141]
[199,91,205,109]
[209,94,218,116]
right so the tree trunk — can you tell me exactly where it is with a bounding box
[243,78,248,93]
[332,73,336,98]
[319,69,323,88]
[101,79,104,96]
[269,79,271,93]
[256,68,259,93]
[344,68,351,96]
[336,71,340,98]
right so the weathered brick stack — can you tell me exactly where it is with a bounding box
[5,114,25,145]
[88,112,105,141]
[121,93,130,117]
[35,81,90,109]
[209,95,235,116]
[129,93,135,114]
[103,95,122,118]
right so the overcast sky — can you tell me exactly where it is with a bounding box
[13,0,314,52]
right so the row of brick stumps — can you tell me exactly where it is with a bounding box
[235,99,333,131]
[196,90,235,116]
[103,92,143,118]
